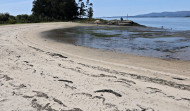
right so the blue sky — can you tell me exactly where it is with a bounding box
[0,0,190,17]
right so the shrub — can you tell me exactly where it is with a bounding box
[8,19,17,24]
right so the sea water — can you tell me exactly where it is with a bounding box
[102,17,190,31]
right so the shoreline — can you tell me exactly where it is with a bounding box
[42,23,190,61]
[0,22,190,111]
[28,23,190,76]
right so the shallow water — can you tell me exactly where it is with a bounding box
[42,26,190,61]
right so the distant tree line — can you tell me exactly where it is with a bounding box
[0,13,38,24]
[0,0,94,24]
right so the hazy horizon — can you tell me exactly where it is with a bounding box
[0,0,190,17]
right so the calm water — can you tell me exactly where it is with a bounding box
[102,17,190,31]
[43,26,190,61]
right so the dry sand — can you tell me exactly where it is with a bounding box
[0,22,190,111]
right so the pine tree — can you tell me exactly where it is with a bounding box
[87,3,93,19]
[78,0,86,18]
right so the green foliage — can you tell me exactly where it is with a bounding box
[32,0,78,20]
[8,19,17,24]
[0,0,94,24]
[0,13,17,24]
[16,14,30,23]
[0,13,40,24]
[0,13,10,24]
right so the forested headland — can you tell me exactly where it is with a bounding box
[0,0,94,24]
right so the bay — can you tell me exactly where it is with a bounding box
[102,17,190,31]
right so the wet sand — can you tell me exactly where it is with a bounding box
[0,22,190,111]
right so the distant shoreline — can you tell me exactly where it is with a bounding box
[100,11,190,18]
[100,16,190,18]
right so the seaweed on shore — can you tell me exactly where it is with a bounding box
[94,89,122,97]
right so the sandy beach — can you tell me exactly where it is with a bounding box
[0,22,190,111]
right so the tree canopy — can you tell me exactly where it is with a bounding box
[32,0,79,20]
[0,0,94,24]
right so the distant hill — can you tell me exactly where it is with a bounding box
[135,11,190,17]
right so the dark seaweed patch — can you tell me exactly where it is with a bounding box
[94,89,122,97]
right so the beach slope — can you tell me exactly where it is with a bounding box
[0,22,190,111]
